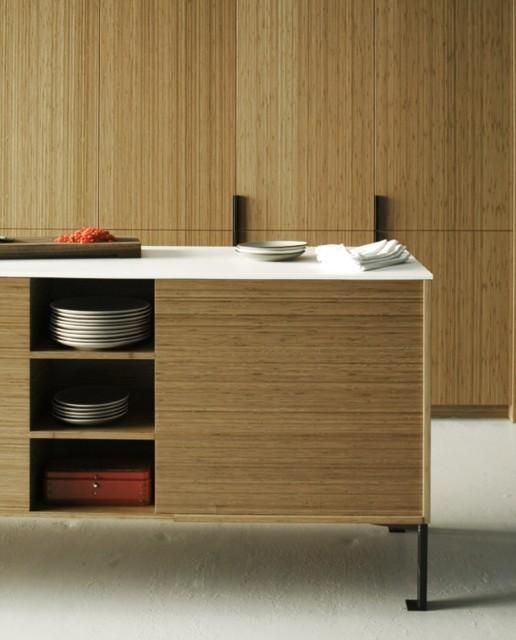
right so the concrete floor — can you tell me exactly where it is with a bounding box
[0,419,515,639]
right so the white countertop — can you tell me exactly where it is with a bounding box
[0,246,433,280]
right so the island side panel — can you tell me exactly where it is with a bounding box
[155,279,425,521]
[0,278,30,513]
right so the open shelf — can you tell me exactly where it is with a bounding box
[30,360,155,434]
[30,439,155,513]
[30,277,155,353]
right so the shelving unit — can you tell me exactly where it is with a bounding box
[27,278,155,514]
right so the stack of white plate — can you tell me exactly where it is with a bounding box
[52,386,130,425]
[50,297,152,349]
[235,241,307,261]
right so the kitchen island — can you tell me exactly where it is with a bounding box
[0,246,432,609]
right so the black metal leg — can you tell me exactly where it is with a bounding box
[406,524,429,611]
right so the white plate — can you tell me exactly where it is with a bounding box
[50,297,151,316]
[52,398,128,411]
[54,386,130,407]
[52,409,128,425]
[51,307,152,319]
[236,241,307,253]
[50,326,150,338]
[51,332,150,344]
[53,404,128,416]
[52,408,128,420]
[235,250,305,262]
[52,408,128,419]
[50,316,151,329]
[52,335,151,349]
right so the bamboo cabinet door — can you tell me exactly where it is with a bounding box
[0,279,29,514]
[0,0,99,233]
[99,0,236,242]
[375,0,512,231]
[375,0,512,409]
[155,280,426,521]
[236,0,374,238]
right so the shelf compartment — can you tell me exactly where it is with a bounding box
[30,277,155,353]
[30,439,155,512]
[30,359,154,433]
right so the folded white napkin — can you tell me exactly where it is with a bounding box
[315,240,410,271]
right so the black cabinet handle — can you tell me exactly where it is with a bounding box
[374,195,386,242]
[232,195,243,246]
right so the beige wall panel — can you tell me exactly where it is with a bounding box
[109,229,232,246]
[393,231,511,406]
[0,0,99,231]
[156,279,424,518]
[375,0,512,231]
[237,0,373,231]
[100,0,236,232]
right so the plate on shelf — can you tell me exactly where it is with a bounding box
[50,314,151,329]
[51,335,151,350]
[53,386,130,408]
[50,297,151,316]
[50,326,150,338]
[52,410,128,425]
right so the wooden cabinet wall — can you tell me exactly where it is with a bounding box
[0,0,514,413]
[375,0,513,411]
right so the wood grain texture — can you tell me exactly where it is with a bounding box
[0,354,29,515]
[432,406,509,418]
[0,238,140,259]
[99,0,236,231]
[0,278,29,353]
[0,0,99,230]
[392,231,511,406]
[375,0,512,231]
[110,230,233,246]
[237,0,373,231]
[155,279,425,519]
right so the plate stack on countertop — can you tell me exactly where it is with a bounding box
[52,386,129,425]
[235,241,307,261]
[49,297,152,349]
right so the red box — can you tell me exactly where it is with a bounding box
[44,466,153,506]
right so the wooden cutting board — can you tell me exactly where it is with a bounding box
[0,237,141,259]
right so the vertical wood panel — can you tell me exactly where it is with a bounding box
[237,0,373,231]
[393,231,511,406]
[0,0,99,230]
[99,0,236,232]
[0,280,29,513]
[375,0,512,230]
